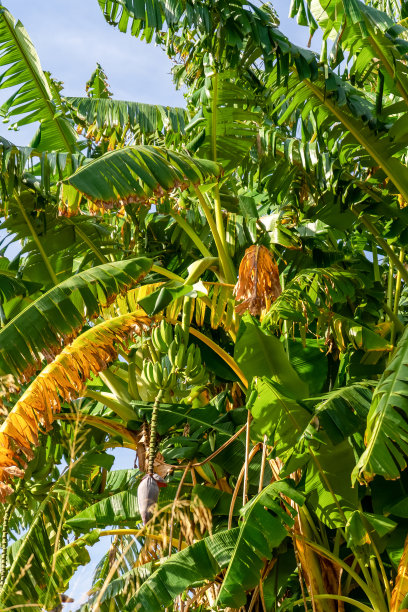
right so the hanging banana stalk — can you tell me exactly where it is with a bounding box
[136,320,208,524]
[137,389,167,525]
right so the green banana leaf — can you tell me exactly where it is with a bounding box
[354,326,408,482]
[126,528,240,611]
[304,438,358,528]
[234,314,309,396]
[249,376,311,454]
[67,96,187,137]
[216,481,303,608]
[60,145,221,214]
[0,7,77,152]
[0,257,152,378]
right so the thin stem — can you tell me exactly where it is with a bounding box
[0,505,12,590]
[228,444,261,529]
[386,248,394,314]
[210,70,228,250]
[281,272,290,358]
[344,556,358,595]
[168,462,191,556]
[292,534,377,606]
[169,211,212,258]
[258,435,268,493]
[293,538,309,612]
[300,505,323,546]
[243,412,252,506]
[148,390,163,475]
[14,193,58,285]
[193,185,236,284]
[372,241,380,283]
[369,556,387,612]
[370,538,391,607]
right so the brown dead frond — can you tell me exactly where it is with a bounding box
[0,312,150,501]
[233,245,281,316]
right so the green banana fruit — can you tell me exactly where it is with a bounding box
[175,343,186,370]
[168,340,178,368]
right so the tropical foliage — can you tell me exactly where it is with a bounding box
[1,0,408,610]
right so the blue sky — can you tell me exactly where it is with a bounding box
[2,0,319,146]
[1,1,317,609]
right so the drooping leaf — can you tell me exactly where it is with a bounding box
[0,312,150,499]
[59,146,221,215]
[126,528,240,611]
[0,7,77,152]
[354,326,408,482]
[0,257,152,379]
[68,96,187,143]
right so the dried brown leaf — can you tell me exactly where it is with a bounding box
[0,312,150,499]
[233,245,281,316]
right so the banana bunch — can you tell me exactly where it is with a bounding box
[141,321,208,392]
[151,320,174,355]
[141,360,177,392]
[183,344,208,386]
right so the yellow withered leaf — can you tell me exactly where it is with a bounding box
[0,312,150,501]
[391,534,408,612]
[233,245,281,316]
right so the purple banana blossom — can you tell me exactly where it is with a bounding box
[137,473,167,524]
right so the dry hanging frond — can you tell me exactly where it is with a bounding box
[233,245,281,316]
[0,312,150,501]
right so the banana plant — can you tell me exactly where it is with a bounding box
[2,0,408,610]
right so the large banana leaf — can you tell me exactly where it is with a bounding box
[267,68,408,204]
[0,257,151,379]
[67,96,187,138]
[96,0,319,79]
[354,326,408,482]
[0,311,149,498]
[249,376,311,454]
[234,313,309,396]
[1,191,117,289]
[60,145,221,215]
[306,0,408,103]
[188,73,259,172]
[126,528,239,611]
[304,438,358,528]
[216,481,301,607]
[0,267,40,303]
[66,489,141,532]
[0,7,77,152]
[0,137,84,200]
